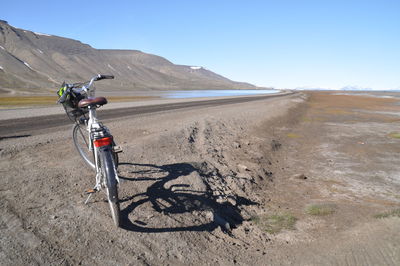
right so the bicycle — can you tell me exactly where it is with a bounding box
[57,74,122,227]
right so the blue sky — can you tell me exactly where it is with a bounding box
[2,0,400,90]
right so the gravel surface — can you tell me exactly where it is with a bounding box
[1,92,399,265]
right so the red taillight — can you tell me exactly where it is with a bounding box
[94,137,113,147]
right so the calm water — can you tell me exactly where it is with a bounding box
[163,89,278,98]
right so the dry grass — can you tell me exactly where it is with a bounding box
[252,213,297,234]
[287,133,301,138]
[374,209,400,219]
[388,132,400,139]
[308,92,399,111]
[305,204,336,216]
[304,92,400,124]
[0,96,58,107]
[0,95,157,108]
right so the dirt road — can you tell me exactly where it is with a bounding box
[1,92,399,265]
[0,93,290,136]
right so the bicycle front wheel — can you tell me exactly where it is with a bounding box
[73,123,95,170]
[99,147,120,227]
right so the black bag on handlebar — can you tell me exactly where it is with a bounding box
[57,83,88,121]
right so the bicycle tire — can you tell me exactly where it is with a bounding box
[99,147,121,227]
[73,124,119,170]
[73,123,95,169]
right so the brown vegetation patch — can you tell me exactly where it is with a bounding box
[305,92,400,124]
[0,95,157,108]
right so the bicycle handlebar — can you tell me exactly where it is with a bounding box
[87,74,114,89]
[76,74,114,92]
[57,74,114,103]
[95,74,114,81]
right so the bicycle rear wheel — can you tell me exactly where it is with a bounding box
[73,123,95,169]
[99,147,120,227]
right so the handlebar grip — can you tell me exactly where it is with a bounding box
[95,74,114,81]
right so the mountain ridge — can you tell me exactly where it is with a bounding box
[0,20,257,93]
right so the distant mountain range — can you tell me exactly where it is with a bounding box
[0,20,256,93]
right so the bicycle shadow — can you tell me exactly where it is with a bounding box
[118,162,257,233]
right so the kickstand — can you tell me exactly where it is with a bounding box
[84,194,93,205]
[84,189,97,205]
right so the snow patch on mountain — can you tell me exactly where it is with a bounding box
[34,32,52,37]
[23,62,33,70]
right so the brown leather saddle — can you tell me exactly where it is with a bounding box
[78,97,108,108]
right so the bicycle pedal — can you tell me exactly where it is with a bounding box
[85,189,97,194]
[113,145,123,153]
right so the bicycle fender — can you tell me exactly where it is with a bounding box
[99,146,118,202]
